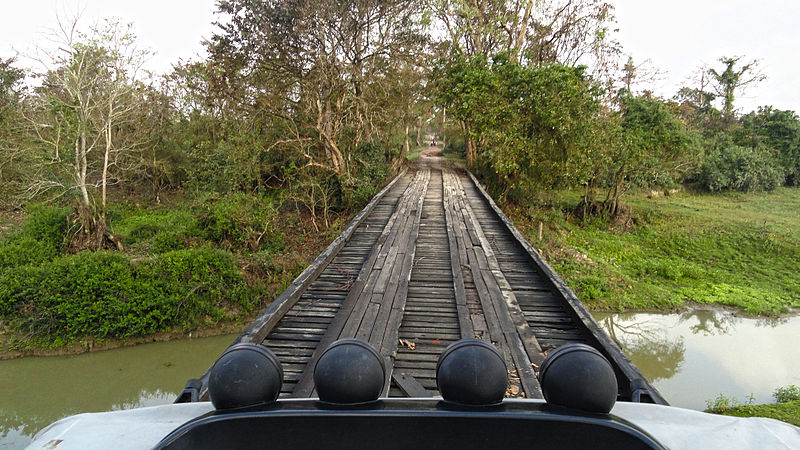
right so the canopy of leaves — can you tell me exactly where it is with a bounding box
[435,53,603,202]
[735,106,800,185]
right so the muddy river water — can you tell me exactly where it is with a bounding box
[593,309,800,410]
[0,334,235,449]
[2,309,800,448]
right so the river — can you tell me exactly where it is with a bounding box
[0,334,235,449]
[3,310,800,448]
[593,309,800,410]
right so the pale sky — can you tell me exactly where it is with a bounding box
[1,0,798,114]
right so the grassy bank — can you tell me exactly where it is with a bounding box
[508,187,800,315]
[706,385,800,426]
[708,400,800,427]
[0,195,349,354]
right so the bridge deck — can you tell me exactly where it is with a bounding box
[205,168,665,404]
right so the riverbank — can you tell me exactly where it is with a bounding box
[0,322,243,360]
[706,386,800,427]
[710,401,800,426]
[508,187,800,315]
[0,191,357,357]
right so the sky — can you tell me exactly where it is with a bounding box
[1,0,798,114]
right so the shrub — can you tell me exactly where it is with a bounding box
[0,204,67,269]
[111,209,198,249]
[699,145,784,192]
[0,247,262,344]
[151,230,185,253]
[198,193,283,252]
[774,385,800,403]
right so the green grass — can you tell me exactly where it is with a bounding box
[705,386,800,426]
[709,401,800,426]
[404,146,426,161]
[511,187,800,315]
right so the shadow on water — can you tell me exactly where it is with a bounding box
[0,334,235,449]
[593,309,800,411]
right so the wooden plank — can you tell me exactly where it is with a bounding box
[392,373,434,397]
[463,171,667,404]
[443,169,542,399]
[442,171,474,340]
[290,172,425,398]
[379,169,430,395]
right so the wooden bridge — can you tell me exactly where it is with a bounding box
[194,166,666,404]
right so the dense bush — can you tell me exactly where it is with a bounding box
[0,204,67,269]
[111,208,198,251]
[0,247,261,345]
[442,136,466,159]
[198,193,284,252]
[736,107,800,186]
[699,145,784,192]
[340,142,391,209]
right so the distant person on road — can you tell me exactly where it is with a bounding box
[431,138,436,146]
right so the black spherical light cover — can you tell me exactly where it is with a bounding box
[208,343,283,410]
[313,339,386,404]
[436,339,508,405]
[538,343,618,413]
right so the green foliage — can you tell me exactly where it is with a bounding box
[736,106,800,186]
[109,207,199,254]
[700,144,784,192]
[0,247,261,344]
[0,205,68,269]
[434,54,604,201]
[774,385,800,403]
[339,142,391,209]
[707,396,800,427]
[443,136,466,159]
[199,193,284,252]
[705,393,743,412]
[617,93,701,188]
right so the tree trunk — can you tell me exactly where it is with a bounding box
[404,124,410,158]
[466,136,477,167]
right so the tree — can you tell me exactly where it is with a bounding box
[674,63,719,130]
[0,58,28,208]
[709,56,765,121]
[736,106,800,185]
[619,56,664,95]
[430,0,621,167]
[435,54,604,201]
[525,0,621,80]
[210,0,428,175]
[593,93,699,216]
[429,0,536,61]
[25,17,150,247]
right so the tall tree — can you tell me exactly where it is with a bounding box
[674,63,718,129]
[709,56,765,121]
[210,0,428,175]
[0,58,28,208]
[25,17,150,247]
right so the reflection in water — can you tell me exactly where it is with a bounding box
[601,315,685,382]
[0,334,235,449]
[594,310,800,411]
[678,309,738,336]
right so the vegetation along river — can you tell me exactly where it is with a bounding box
[0,334,235,449]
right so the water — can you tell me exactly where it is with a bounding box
[3,312,799,447]
[593,309,800,410]
[0,334,235,449]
